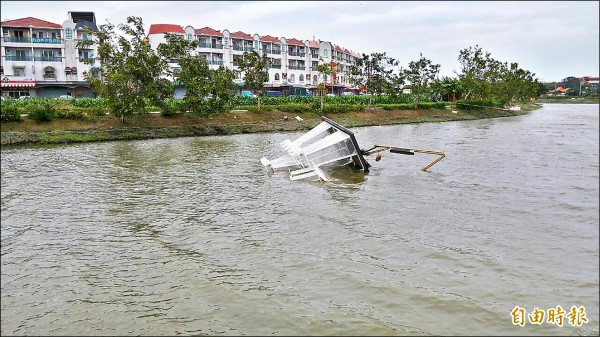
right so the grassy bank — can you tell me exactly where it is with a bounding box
[1,103,540,146]
[536,97,599,104]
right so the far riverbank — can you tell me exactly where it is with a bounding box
[1,104,541,147]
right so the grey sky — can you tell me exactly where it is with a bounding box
[1,1,598,82]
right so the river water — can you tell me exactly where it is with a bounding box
[1,104,598,336]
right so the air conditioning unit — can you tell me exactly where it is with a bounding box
[5,49,10,53]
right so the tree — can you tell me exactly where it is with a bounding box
[403,53,440,109]
[81,16,171,122]
[316,58,333,113]
[455,45,497,100]
[159,34,236,116]
[494,62,538,105]
[431,76,464,102]
[349,52,398,110]
[238,50,269,109]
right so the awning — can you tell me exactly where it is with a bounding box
[2,81,36,88]
[290,84,305,88]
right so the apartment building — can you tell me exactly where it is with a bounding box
[147,24,361,96]
[0,11,100,98]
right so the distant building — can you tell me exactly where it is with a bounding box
[146,23,361,96]
[1,12,101,98]
[579,76,599,93]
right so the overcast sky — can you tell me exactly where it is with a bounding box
[2,1,598,82]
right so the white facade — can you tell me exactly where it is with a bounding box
[147,23,361,95]
[0,12,100,98]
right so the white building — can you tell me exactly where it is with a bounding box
[147,24,361,96]
[1,12,101,98]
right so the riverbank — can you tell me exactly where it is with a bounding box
[1,104,540,146]
[536,97,599,104]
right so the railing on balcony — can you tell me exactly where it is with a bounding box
[209,60,224,65]
[288,66,305,70]
[233,45,244,51]
[5,55,33,61]
[33,38,62,44]
[35,56,63,62]
[3,37,31,43]
[288,51,306,57]
[271,50,281,55]
[79,57,94,61]
[270,64,281,69]
[244,46,253,52]
[43,73,57,79]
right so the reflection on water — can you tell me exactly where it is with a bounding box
[1,104,598,336]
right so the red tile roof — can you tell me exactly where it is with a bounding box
[260,35,280,43]
[148,24,185,34]
[195,27,223,37]
[286,38,305,46]
[230,31,253,40]
[334,45,344,52]
[343,48,350,54]
[308,40,319,48]
[0,17,61,29]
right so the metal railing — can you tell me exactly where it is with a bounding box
[288,51,306,57]
[32,38,62,44]
[4,55,33,61]
[288,66,305,70]
[209,60,224,65]
[270,64,281,69]
[35,56,62,62]
[3,37,31,43]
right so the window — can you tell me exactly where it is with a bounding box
[313,75,318,84]
[299,74,304,82]
[16,50,26,60]
[274,73,279,81]
[44,66,56,78]
[38,31,45,38]
[224,37,229,47]
[14,68,24,76]
[323,49,328,57]
[43,50,56,58]
[187,33,193,41]
[289,74,295,83]
[65,28,72,39]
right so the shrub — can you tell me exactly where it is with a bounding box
[322,104,363,114]
[29,102,55,122]
[1,105,22,122]
[276,104,314,113]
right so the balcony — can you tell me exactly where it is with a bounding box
[288,66,305,70]
[270,64,281,69]
[288,51,305,57]
[43,73,57,79]
[233,45,244,51]
[5,55,33,61]
[79,57,94,62]
[209,60,224,65]
[199,43,223,49]
[33,38,62,44]
[311,53,319,59]
[3,37,31,43]
[244,46,253,52]
[35,56,63,62]
[271,50,281,55]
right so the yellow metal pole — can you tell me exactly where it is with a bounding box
[367,145,446,172]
